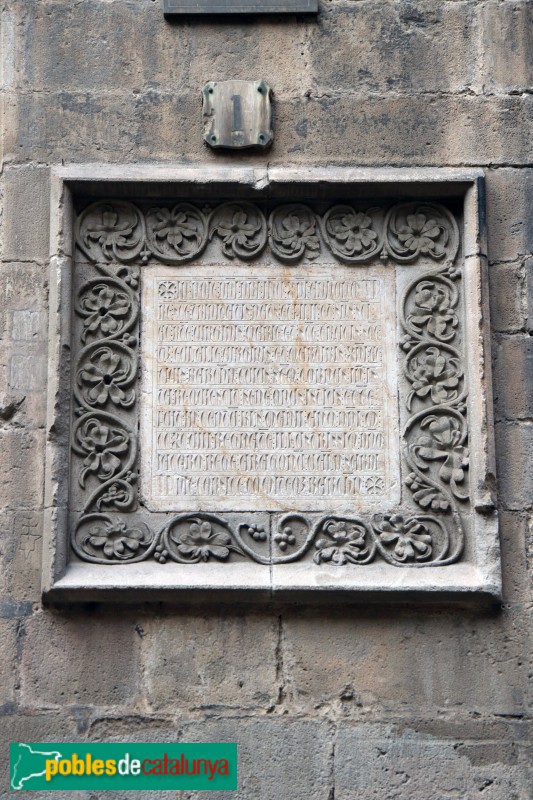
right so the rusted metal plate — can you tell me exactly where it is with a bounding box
[165,0,317,14]
[202,80,273,150]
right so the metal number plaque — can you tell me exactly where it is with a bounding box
[202,80,273,150]
[165,0,317,14]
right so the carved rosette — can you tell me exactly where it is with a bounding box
[74,200,459,266]
[71,199,466,567]
[145,204,208,264]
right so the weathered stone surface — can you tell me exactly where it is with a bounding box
[495,422,533,511]
[526,256,533,334]
[480,0,533,94]
[488,263,526,333]
[486,169,533,263]
[21,612,142,708]
[280,608,527,715]
[18,0,310,97]
[0,429,45,511]
[311,2,478,95]
[3,511,43,604]
[5,92,533,167]
[143,613,279,711]
[334,724,531,800]
[0,619,17,707]
[1,167,50,263]
[493,336,533,420]
[499,511,529,604]
[182,718,333,800]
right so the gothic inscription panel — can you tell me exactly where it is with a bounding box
[47,177,501,599]
[140,265,400,513]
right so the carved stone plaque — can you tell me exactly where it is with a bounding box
[43,166,501,602]
[140,265,400,512]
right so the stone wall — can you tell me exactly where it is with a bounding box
[1,1,532,797]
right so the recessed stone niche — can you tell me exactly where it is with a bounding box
[43,166,500,603]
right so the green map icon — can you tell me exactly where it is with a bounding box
[10,743,63,790]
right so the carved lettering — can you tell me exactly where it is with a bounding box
[141,267,400,512]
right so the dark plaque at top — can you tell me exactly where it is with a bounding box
[164,0,317,14]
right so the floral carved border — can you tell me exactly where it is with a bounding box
[71,200,467,567]
[75,200,459,266]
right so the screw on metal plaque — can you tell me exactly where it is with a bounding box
[202,80,273,150]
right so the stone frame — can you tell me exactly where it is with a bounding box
[43,165,500,603]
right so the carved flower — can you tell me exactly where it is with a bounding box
[216,210,261,256]
[85,206,136,257]
[78,347,134,407]
[158,281,177,301]
[87,520,147,560]
[78,285,130,342]
[176,520,232,562]
[407,346,461,409]
[409,281,458,340]
[314,520,369,565]
[327,211,377,254]
[78,419,129,486]
[277,213,320,255]
[375,514,432,561]
[365,476,384,495]
[415,415,469,487]
[152,207,201,252]
[397,213,442,254]
[405,472,450,512]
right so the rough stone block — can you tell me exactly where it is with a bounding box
[21,611,141,708]
[281,608,527,715]
[0,619,17,707]
[190,24,309,99]
[493,336,533,420]
[0,263,48,335]
[1,167,50,263]
[495,422,533,510]
[310,1,478,94]
[499,511,529,603]
[182,718,332,800]
[335,724,531,800]
[273,95,533,167]
[143,613,279,711]
[486,169,533,263]
[0,263,49,427]
[488,263,525,333]
[9,353,47,391]
[0,429,45,510]
[7,90,205,165]
[5,511,43,604]
[21,0,167,92]
[6,92,533,167]
[19,1,310,98]
[526,256,533,334]
[11,309,46,341]
[0,511,14,597]
[480,0,533,94]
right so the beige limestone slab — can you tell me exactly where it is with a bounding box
[140,264,400,514]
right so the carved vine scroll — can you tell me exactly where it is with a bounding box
[71,200,467,567]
